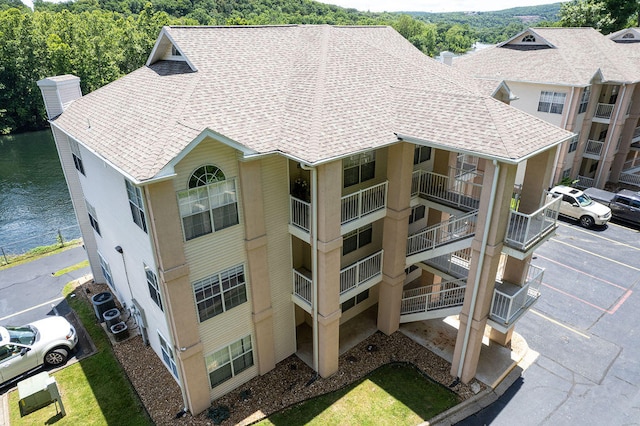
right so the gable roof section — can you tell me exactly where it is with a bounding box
[51,25,572,182]
[454,27,639,86]
[609,28,640,43]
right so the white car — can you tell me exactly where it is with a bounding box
[547,185,612,228]
[0,316,78,384]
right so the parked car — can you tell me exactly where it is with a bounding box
[583,187,640,226]
[547,185,612,228]
[0,316,78,384]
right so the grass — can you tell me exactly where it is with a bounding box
[257,363,459,425]
[0,240,82,270]
[52,260,90,277]
[8,282,152,425]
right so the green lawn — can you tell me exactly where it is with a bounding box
[8,284,152,425]
[257,363,459,425]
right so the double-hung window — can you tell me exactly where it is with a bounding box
[342,224,372,255]
[578,87,590,114]
[341,289,370,312]
[568,135,579,153]
[538,91,566,114]
[98,252,114,288]
[86,201,101,236]
[145,264,162,311]
[158,332,178,379]
[69,138,85,175]
[206,336,253,388]
[178,165,239,241]
[343,151,375,188]
[413,146,431,165]
[193,264,247,322]
[126,180,147,233]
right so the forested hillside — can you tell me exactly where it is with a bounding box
[0,0,559,134]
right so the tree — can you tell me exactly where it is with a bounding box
[559,0,614,32]
[603,0,639,29]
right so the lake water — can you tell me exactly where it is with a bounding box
[0,130,80,254]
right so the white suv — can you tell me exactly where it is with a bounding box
[547,185,612,228]
[0,316,78,385]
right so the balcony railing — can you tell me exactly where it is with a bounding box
[340,250,383,294]
[490,264,543,325]
[412,170,482,211]
[505,196,560,251]
[341,181,388,225]
[575,175,595,189]
[594,103,614,120]
[584,139,605,157]
[623,157,640,170]
[290,196,310,232]
[407,211,477,257]
[292,269,312,305]
[620,171,640,187]
[424,248,472,279]
[632,126,640,143]
[400,278,467,316]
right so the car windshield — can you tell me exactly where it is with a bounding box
[6,326,36,345]
[576,193,593,207]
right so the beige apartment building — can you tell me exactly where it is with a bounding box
[454,27,640,190]
[39,25,572,415]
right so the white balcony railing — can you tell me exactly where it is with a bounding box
[424,248,472,279]
[292,269,312,305]
[407,211,478,257]
[505,196,560,251]
[412,170,482,211]
[584,139,605,157]
[620,172,640,187]
[632,126,640,143]
[341,181,388,225]
[290,196,311,232]
[400,279,467,316]
[490,264,544,325]
[340,250,383,294]
[576,175,595,189]
[594,103,614,120]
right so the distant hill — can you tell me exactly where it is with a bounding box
[407,3,562,43]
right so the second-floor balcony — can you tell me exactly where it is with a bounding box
[406,211,477,264]
[594,103,614,121]
[488,264,543,331]
[504,196,560,254]
[584,139,605,158]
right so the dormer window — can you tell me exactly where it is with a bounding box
[622,33,635,39]
[171,45,182,57]
[522,35,536,43]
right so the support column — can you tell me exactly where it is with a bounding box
[316,161,343,378]
[378,143,414,335]
[610,84,639,183]
[451,161,517,383]
[238,160,276,375]
[146,180,210,415]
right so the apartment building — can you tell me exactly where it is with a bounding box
[38,25,572,415]
[454,27,640,190]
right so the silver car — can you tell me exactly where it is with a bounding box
[0,316,78,384]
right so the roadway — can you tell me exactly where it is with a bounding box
[459,218,640,425]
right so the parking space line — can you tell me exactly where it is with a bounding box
[530,309,590,338]
[558,222,640,251]
[549,239,640,273]
[542,282,632,315]
[536,254,627,290]
[0,297,64,322]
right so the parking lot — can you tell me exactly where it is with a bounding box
[461,218,640,425]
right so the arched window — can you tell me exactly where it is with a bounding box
[178,165,239,240]
[622,33,635,39]
[189,165,226,188]
[522,35,536,43]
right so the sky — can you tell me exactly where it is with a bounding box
[323,0,558,13]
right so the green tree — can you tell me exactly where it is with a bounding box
[559,0,614,32]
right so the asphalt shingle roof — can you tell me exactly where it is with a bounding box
[51,25,572,182]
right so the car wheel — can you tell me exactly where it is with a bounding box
[580,215,595,228]
[44,347,69,366]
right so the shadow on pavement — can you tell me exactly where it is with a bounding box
[455,376,524,425]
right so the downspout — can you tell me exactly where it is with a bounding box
[301,163,319,373]
[457,159,500,379]
[596,83,626,186]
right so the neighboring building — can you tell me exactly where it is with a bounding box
[38,25,572,415]
[453,27,640,190]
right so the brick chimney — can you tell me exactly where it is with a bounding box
[37,75,82,119]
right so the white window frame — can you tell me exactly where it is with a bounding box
[158,332,179,379]
[145,263,162,311]
[341,288,370,312]
[193,264,247,322]
[343,151,376,188]
[98,252,114,288]
[69,138,85,175]
[126,179,147,233]
[538,91,566,114]
[342,224,373,255]
[578,87,590,114]
[85,200,101,236]
[413,145,431,165]
[568,135,579,153]
[409,205,426,224]
[206,335,253,388]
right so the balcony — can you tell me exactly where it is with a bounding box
[292,269,312,311]
[594,103,614,121]
[488,264,543,332]
[504,196,560,256]
[406,211,477,264]
[339,250,383,302]
[575,175,595,189]
[584,139,605,158]
[341,181,388,233]
[412,170,482,212]
[619,171,640,187]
